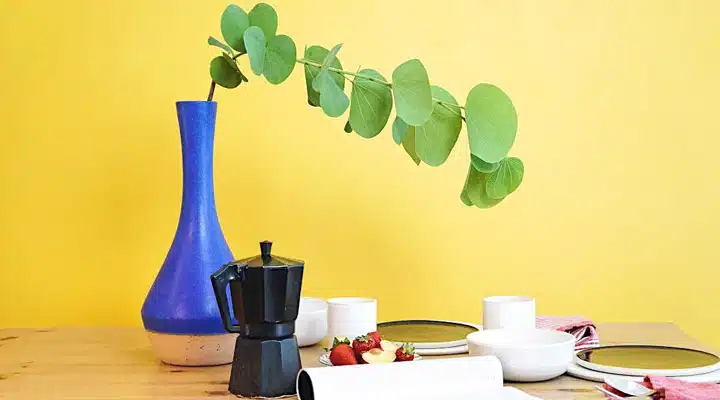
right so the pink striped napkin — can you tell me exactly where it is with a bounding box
[535,315,600,351]
[601,376,720,399]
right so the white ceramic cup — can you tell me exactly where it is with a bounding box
[482,296,536,330]
[295,297,328,347]
[326,297,377,347]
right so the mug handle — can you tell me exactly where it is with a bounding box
[210,262,245,333]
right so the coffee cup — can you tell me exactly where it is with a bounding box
[483,296,536,330]
[326,297,377,347]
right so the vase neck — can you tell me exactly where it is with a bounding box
[176,101,220,227]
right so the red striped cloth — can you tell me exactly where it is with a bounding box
[535,315,600,351]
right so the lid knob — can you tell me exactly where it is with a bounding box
[260,240,272,257]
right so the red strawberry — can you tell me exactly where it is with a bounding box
[329,344,358,366]
[352,334,379,363]
[368,331,382,344]
[395,343,415,362]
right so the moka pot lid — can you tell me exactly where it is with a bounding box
[234,240,304,268]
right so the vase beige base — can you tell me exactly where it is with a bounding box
[146,331,238,366]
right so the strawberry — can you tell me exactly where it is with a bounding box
[368,331,382,344]
[352,334,379,363]
[324,336,351,352]
[329,344,358,366]
[395,343,415,362]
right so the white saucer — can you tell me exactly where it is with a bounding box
[415,345,469,356]
[566,359,720,384]
[318,352,423,366]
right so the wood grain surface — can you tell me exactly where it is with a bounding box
[0,323,713,399]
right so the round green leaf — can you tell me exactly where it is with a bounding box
[463,165,505,208]
[401,126,421,165]
[312,44,343,92]
[316,70,349,118]
[220,5,249,52]
[392,116,408,145]
[349,69,393,139]
[220,53,248,83]
[486,157,524,199]
[263,34,296,84]
[460,188,473,206]
[210,56,243,88]
[243,26,265,76]
[465,83,518,164]
[248,3,278,38]
[471,155,500,173]
[414,86,462,166]
[391,59,433,126]
[304,45,344,107]
[208,36,233,54]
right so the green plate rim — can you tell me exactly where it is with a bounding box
[376,319,480,348]
[575,344,720,377]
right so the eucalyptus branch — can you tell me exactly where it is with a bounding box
[296,58,392,87]
[207,81,217,101]
[206,2,524,209]
[437,100,465,110]
[438,102,466,122]
[297,58,468,113]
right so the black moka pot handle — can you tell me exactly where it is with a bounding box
[210,262,245,333]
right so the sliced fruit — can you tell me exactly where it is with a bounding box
[395,343,416,362]
[380,340,400,353]
[361,348,396,364]
[329,344,358,366]
[352,334,379,363]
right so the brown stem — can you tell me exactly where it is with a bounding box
[207,81,217,101]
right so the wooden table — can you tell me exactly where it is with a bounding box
[0,323,713,399]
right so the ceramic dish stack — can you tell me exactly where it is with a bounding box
[465,295,583,382]
[375,319,482,356]
[566,344,720,384]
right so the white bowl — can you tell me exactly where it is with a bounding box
[296,297,328,347]
[467,328,576,382]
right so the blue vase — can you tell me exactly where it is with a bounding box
[141,101,236,366]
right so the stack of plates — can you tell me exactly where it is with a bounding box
[376,320,482,356]
[566,344,720,383]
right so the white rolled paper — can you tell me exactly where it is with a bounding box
[296,355,541,400]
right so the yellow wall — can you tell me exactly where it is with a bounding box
[1,0,719,346]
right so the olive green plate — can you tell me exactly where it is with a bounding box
[377,320,481,349]
[575,345,720,377]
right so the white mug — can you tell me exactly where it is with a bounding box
[483,296,536,330]
[326,297,377,347]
